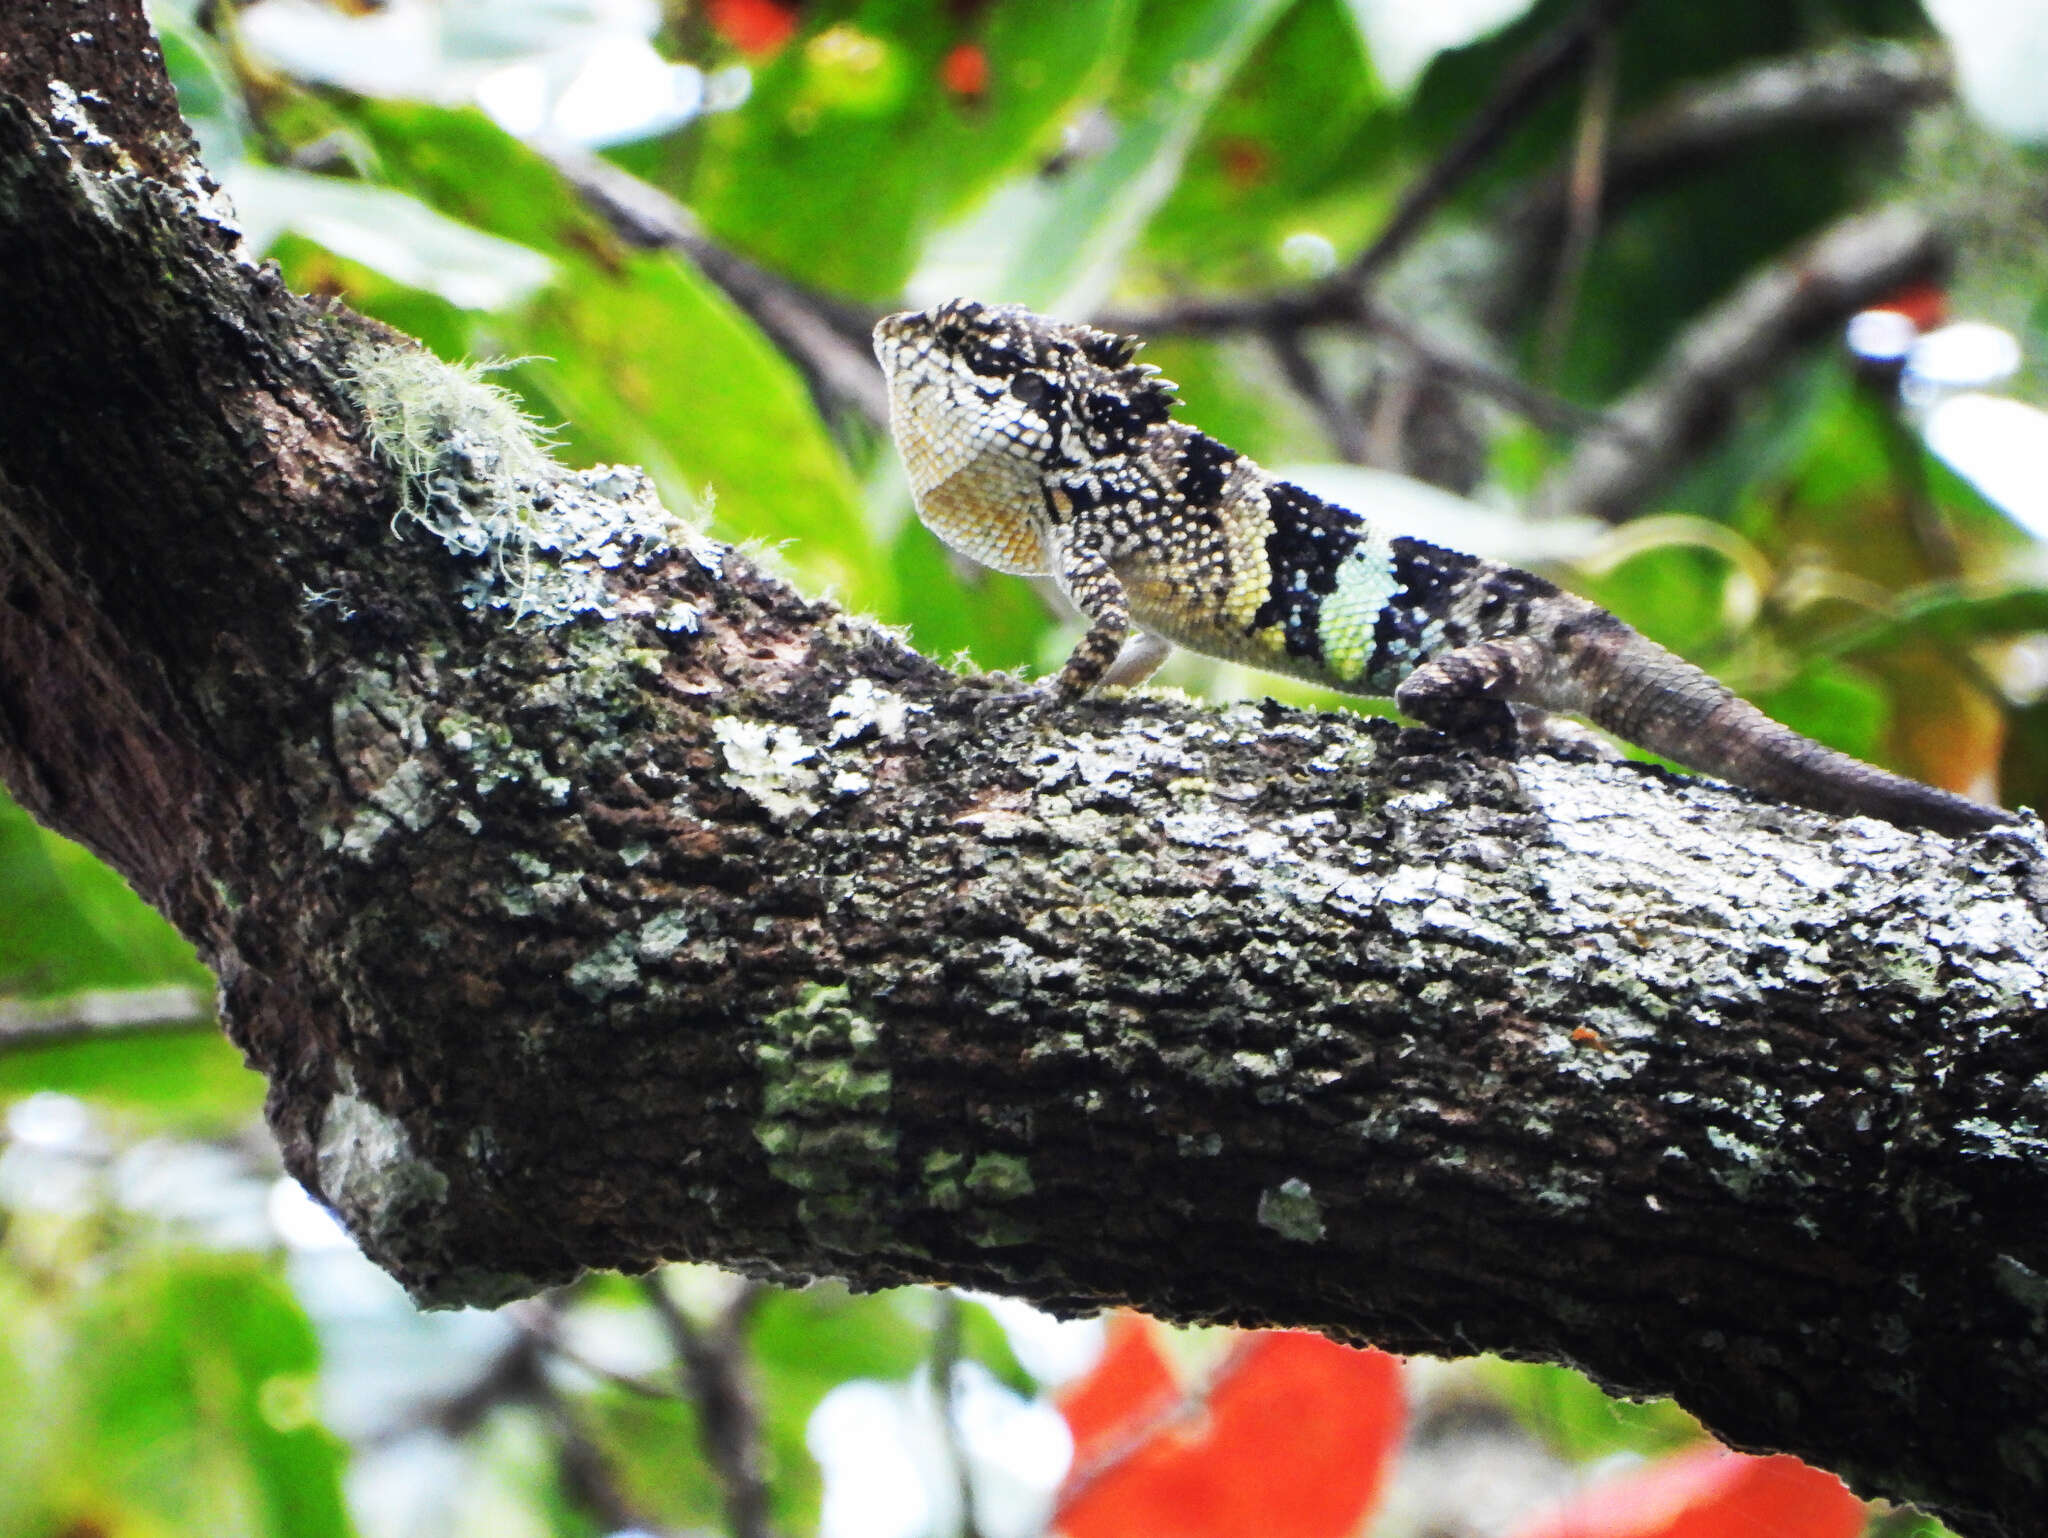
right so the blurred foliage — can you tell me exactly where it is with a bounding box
[6,0,2043,1531]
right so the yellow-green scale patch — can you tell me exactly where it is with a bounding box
[1316,531,1400,684]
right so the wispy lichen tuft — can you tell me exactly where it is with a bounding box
[342,343,558,541]
[341,342,717,624]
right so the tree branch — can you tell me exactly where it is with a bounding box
[1538,203,1948,521]
[1344,0,1640,289]
[0,985,214,1051]
[550,147,890,430]
[642,1274,776,1538]
[3,14,2047,1537]
[1502,40,1952,290]
[1097,287,1619,439]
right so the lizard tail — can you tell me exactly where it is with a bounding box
[1557,614,2014,836]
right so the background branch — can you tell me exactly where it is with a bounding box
[553,147,890,429]
[1539,202,1948,520]
[643,1274,777,1538]
[1503,40,1952,281]
[1344,0,1641,289]
[0,984,214,1051]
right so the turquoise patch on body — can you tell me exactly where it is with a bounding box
[1316,535,1398,682]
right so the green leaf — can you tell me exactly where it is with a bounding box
[965,0,1293,313]
[225,165,556,311]
[1752,662,1892,764]
[0,791,210,1001]
[885,521,1057,677]
[1139,0,1386,290]
[281,101,882,613]
[689,0,1135,298]
[1807,583,2048,663]
[152,5,248,168]
[1480,1358,1705,1465]
[0,1031,264,1132]
[747,1283,933,1532]
[582,1392,725,1531]
[1572,538,1746,660]
[34,1256,352,1538]
[951,1295,1035,1398]
[737,1284,1034,1532]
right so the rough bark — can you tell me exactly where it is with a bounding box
[3,12,2048,1536]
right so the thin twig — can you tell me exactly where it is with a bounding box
[1098,287,1622,439]
[930,1292,984,1538]
[1345,0,1641,289]
[1505,41,1951,267]
[1356,295,1624,438]
[1536,18,1618,383]
[541,1382,666,1535]
[641,1271,776,1538]
[406,1296,674,1534]
[508,1301,688,1401]
[1052,1335,1262,1520]
[1263,324,1370,463]
[0,984,215,1053]
[1874,396,1962,578]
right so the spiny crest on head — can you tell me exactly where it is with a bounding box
[1074,325,1140,369]
[916,299,1178,419]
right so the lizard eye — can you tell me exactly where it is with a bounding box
[966,341,1028,379]
[1008,371,1058,415]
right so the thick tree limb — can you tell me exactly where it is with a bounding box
[4,14,2048,1537]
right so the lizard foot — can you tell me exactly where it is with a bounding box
[967,679,1065,725]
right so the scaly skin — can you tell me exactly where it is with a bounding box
[874,298,2015,836]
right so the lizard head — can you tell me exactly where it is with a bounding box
[873,299,1178,474]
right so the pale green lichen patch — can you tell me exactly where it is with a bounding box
[923,1150,966,1211]
[341,342,717,623]
[633,910,693,962]
[436,711,573,807]
[314,1072,502,1303]
[963,1153,1034,1202]
[1257,1176,1325,1242]
[753,984,898,1249]
[567,931,643,1002]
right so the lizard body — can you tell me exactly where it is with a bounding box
[874,298,2014,836]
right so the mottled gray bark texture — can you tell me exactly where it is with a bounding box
[4,12,2048,1536]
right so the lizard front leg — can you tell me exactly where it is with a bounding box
[1393,635,1556,757]
[1051,539,1135,701]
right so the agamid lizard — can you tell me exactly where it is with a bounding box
[874,298,2015,837]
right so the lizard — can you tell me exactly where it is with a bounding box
[873,297,2016,837]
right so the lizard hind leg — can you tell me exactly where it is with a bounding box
[1394,636,1555,757]
[1100,632,1173,690]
